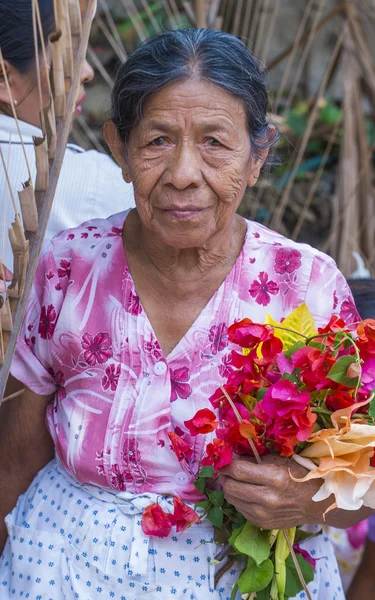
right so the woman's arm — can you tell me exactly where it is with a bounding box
[0,376,54,554]
[219,454,374,530]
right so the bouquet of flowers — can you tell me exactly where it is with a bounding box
[142,304,375,600]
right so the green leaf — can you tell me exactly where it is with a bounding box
[319,100,342,125]
[237,557,274,593]
[207,506,223,528]
[193,478,206,494]
[255,583,273,600]
[208,490,224,507]
[284,341,305,360]
[233,522,270,565]
[308,341,325,351]
[228,523,245,547]
[195,500,211,511]
[199,466,214,478]
[284,553,314,598]
[327,355,359,387]
[368,391,375,419]
[256,387,268,401]
[230,582,239,600]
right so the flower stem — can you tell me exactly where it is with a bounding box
[220,385,262,464]
[283,531,312,600]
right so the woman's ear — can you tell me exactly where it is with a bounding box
[103,121,132,183]
[0,60,16,106]
[247,124,277,187]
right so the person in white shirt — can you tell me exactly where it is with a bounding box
[0,0,134,273]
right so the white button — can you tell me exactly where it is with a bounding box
[154,361,167,376]
[174,472,190,486]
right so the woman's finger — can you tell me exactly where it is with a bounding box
[219,457,287,488]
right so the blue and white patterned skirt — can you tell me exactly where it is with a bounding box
[0,459,345,599]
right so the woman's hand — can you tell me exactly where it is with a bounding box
[219,454,332,530]
[219,454,374,529]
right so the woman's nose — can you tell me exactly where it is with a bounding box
[168,145,202,189]
[81,59,94,85]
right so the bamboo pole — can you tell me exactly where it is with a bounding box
[0,0,96,401]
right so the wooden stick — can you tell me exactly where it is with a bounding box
[0,0,96,401]
[2,389,24,403]
[195,0,207,28]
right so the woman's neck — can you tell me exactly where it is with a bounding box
[123,210,247,285]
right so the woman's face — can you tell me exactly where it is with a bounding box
[115,78,266,249]
[0,55,94,128]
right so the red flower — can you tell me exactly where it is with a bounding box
[274,248,301,275]
[167,432,193,462]
[172,496,200,532]
[291,346,335,390]
[201,438,233,473]
[209,383,239,411]
[357,319,375,360]
[126,290,142,316]
[142,503,173,537]
[253,380,316,456]
[325,387,355,412]
[57,260,71,279]
[81,332,113,365]
[38,304,57,340]
[184,409,218,436]
[209,323,228,355]
[170,367,192,402]
[340,297,360,325]
[249,272,279,306]
[228,319,274,349]
[102,363,121,391]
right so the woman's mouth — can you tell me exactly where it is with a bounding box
[74,94,86,116]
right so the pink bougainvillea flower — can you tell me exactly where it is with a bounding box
[209,323,228,355]
[228,318,274,349]
[81,332,113,365]
[57,259,71,279]
[293,545,316,569]
[172,496,200,532]
[167,432,193,462]
[141,503,173,537]
[201,438,233,472]
[249,272,279,307]
[38,304,57,340]
[170,367,192,402]
[274,248,301,275]
[184,408,218,436]
[346,520,368,550]
[102,363,121,392]
[209,383,239,411]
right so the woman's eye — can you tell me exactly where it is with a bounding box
[207,137,222,147]
[150,137,166,146]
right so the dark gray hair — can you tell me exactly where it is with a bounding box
[111,28,278,163]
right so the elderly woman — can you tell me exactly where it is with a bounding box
[0,28,371,600]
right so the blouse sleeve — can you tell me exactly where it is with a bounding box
[304,252,360,328]
[10,240,68,396]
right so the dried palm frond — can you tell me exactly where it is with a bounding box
[0,0,96,400]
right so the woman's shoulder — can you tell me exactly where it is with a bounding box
[48,210,129,257]
[243,218,337,270]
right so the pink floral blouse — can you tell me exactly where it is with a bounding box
[11,210,358,502]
